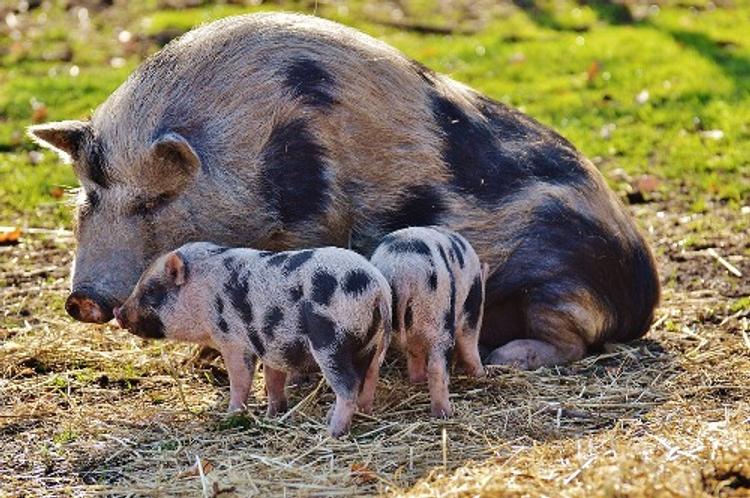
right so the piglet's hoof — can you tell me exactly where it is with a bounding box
[266,399,288,417]
[227,403,245,414]
[328,421,351,438]
[431,403,453,419]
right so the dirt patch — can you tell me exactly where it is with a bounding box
[1,201,748,496]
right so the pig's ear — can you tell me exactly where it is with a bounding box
[164,252,187,286]
[150,132,201,180]
[27,120,91,161]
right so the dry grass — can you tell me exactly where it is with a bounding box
[1,201,749,497]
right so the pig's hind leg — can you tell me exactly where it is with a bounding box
[426,343,453,418]
[484,298,588,370]
[263,364,288,416]
[357,337,387,415]
[455,325,485,378]
[222,346,256,412]
[313,350,372,438]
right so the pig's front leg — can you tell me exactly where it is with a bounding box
[222,346,256,412]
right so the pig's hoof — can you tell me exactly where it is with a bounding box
[469,365,486,378]
[227,404,245,414]
[328,421,351,438]
[430,403,453,419]
[266,400,288,417]
[357,399,374,415]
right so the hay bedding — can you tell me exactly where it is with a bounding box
[1,202,748,497]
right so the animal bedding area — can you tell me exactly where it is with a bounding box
[1,202,748,497]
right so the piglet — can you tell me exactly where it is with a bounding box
[115,242,391,437]
[370,227,487,418]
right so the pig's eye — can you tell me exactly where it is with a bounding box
[134,193,174,216]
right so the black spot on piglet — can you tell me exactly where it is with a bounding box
[299,301,336,350]
[463,275,484,330]
[311,271,337,306]
[343,269,371,295]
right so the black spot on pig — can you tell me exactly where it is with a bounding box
[139,278,170,310]
[267,253,288,267]
[283,58,337,108]
[380,185,447,234]
[464,275,483,330]
[260,119,330,225]
[436,245,456,336]
[391,287,401,331]
[447,237,465,268]
[215,295,229,334]
[247,328,266,356]
[430,94,590,204]
[283,250,315,273]
[404,305,414,330]
[134,313,165,339]
[281,340,308,366]
[343,269,371,295]
[257,251,274,258]
[311,271,337,306]
[428,271,438,291]
[329,334,375,394]
[387,239,432,256]
[289,285,304,302]
[300,301,336,350]
[223,260,254,324]
[262,306,284,339]
[443,345,454,370]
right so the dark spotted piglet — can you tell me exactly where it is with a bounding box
[370,227,488,418]
[114,242,391,437]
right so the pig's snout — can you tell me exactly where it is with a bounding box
[65,288,116,323]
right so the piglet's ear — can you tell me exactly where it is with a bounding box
[165,252,187,286]
[150,132,201,180]
[27,120,91,161]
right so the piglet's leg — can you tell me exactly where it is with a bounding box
[427,346,452,418]
[223,346,255,412]
[455,327,485,378]
[357,339,386,415]
[264,364,288,417]
[328,396,357,438]
[406,346,428,384]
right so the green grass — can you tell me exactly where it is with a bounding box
[1,0,748,228]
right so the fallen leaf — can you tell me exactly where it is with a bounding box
[587,61,600,83]
[351,462,378,484]
[49,186,65,199]
[0,227,21,246]
[31,103,48,123]
[176,458,215,478]
[632,175,661,193]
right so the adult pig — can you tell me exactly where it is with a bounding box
[28,12,659,368]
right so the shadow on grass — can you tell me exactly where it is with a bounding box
[669,29,750,93]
